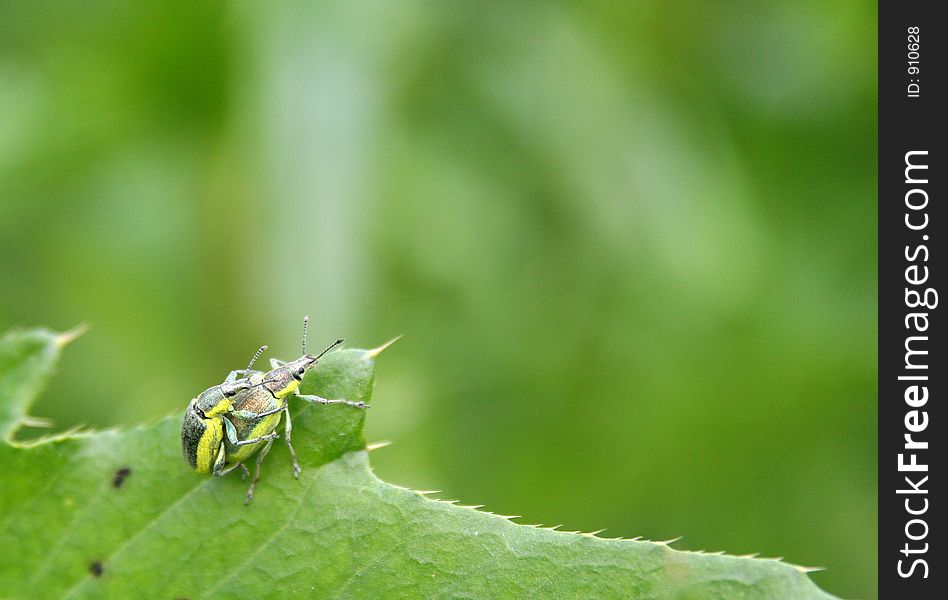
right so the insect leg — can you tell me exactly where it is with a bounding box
[245,437,275,505]
[283,405,301,479]
[215,461,248,478]
[222,417,241,445]
[229,403,286,421]
[223,370,245,384]
[220,415,277,447]
[231,430,279,447]
[211,443,228,477]
[295,393,369,409]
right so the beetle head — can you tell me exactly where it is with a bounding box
[259,338,343,399]
[191,380,247,415]
[291,337,344,379]
[285,355,319,381]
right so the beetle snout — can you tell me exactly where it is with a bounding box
[286,356,318,380]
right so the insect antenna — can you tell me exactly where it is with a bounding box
[301,315,309,355]
[311,338,344,361]
[244,345,268,375]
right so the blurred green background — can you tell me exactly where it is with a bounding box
[0,1,876,598]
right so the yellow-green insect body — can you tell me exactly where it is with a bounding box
[219,370,296,466]
[181,378,260,475]
[180,317,369,504]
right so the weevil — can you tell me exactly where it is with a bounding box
[180,370,267,479]
[181,317,369,503]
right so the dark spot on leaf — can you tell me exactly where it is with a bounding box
[89,561,103,577]
[113,467,131,488]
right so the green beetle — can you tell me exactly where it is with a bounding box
[180,376,269,478]
[181,317,369,503]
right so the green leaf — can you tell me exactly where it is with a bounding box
[0,328,838,599]
[0,327,79,441]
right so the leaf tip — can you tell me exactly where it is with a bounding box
[367,335,403,358]
[795,565,826,574]
[583,529,606,537]
[56,323,90,347]
[367,440,392,451]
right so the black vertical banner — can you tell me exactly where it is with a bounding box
[879,1,943,598]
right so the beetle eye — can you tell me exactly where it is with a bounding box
[297,367,306,376]
[224,388,236,397]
